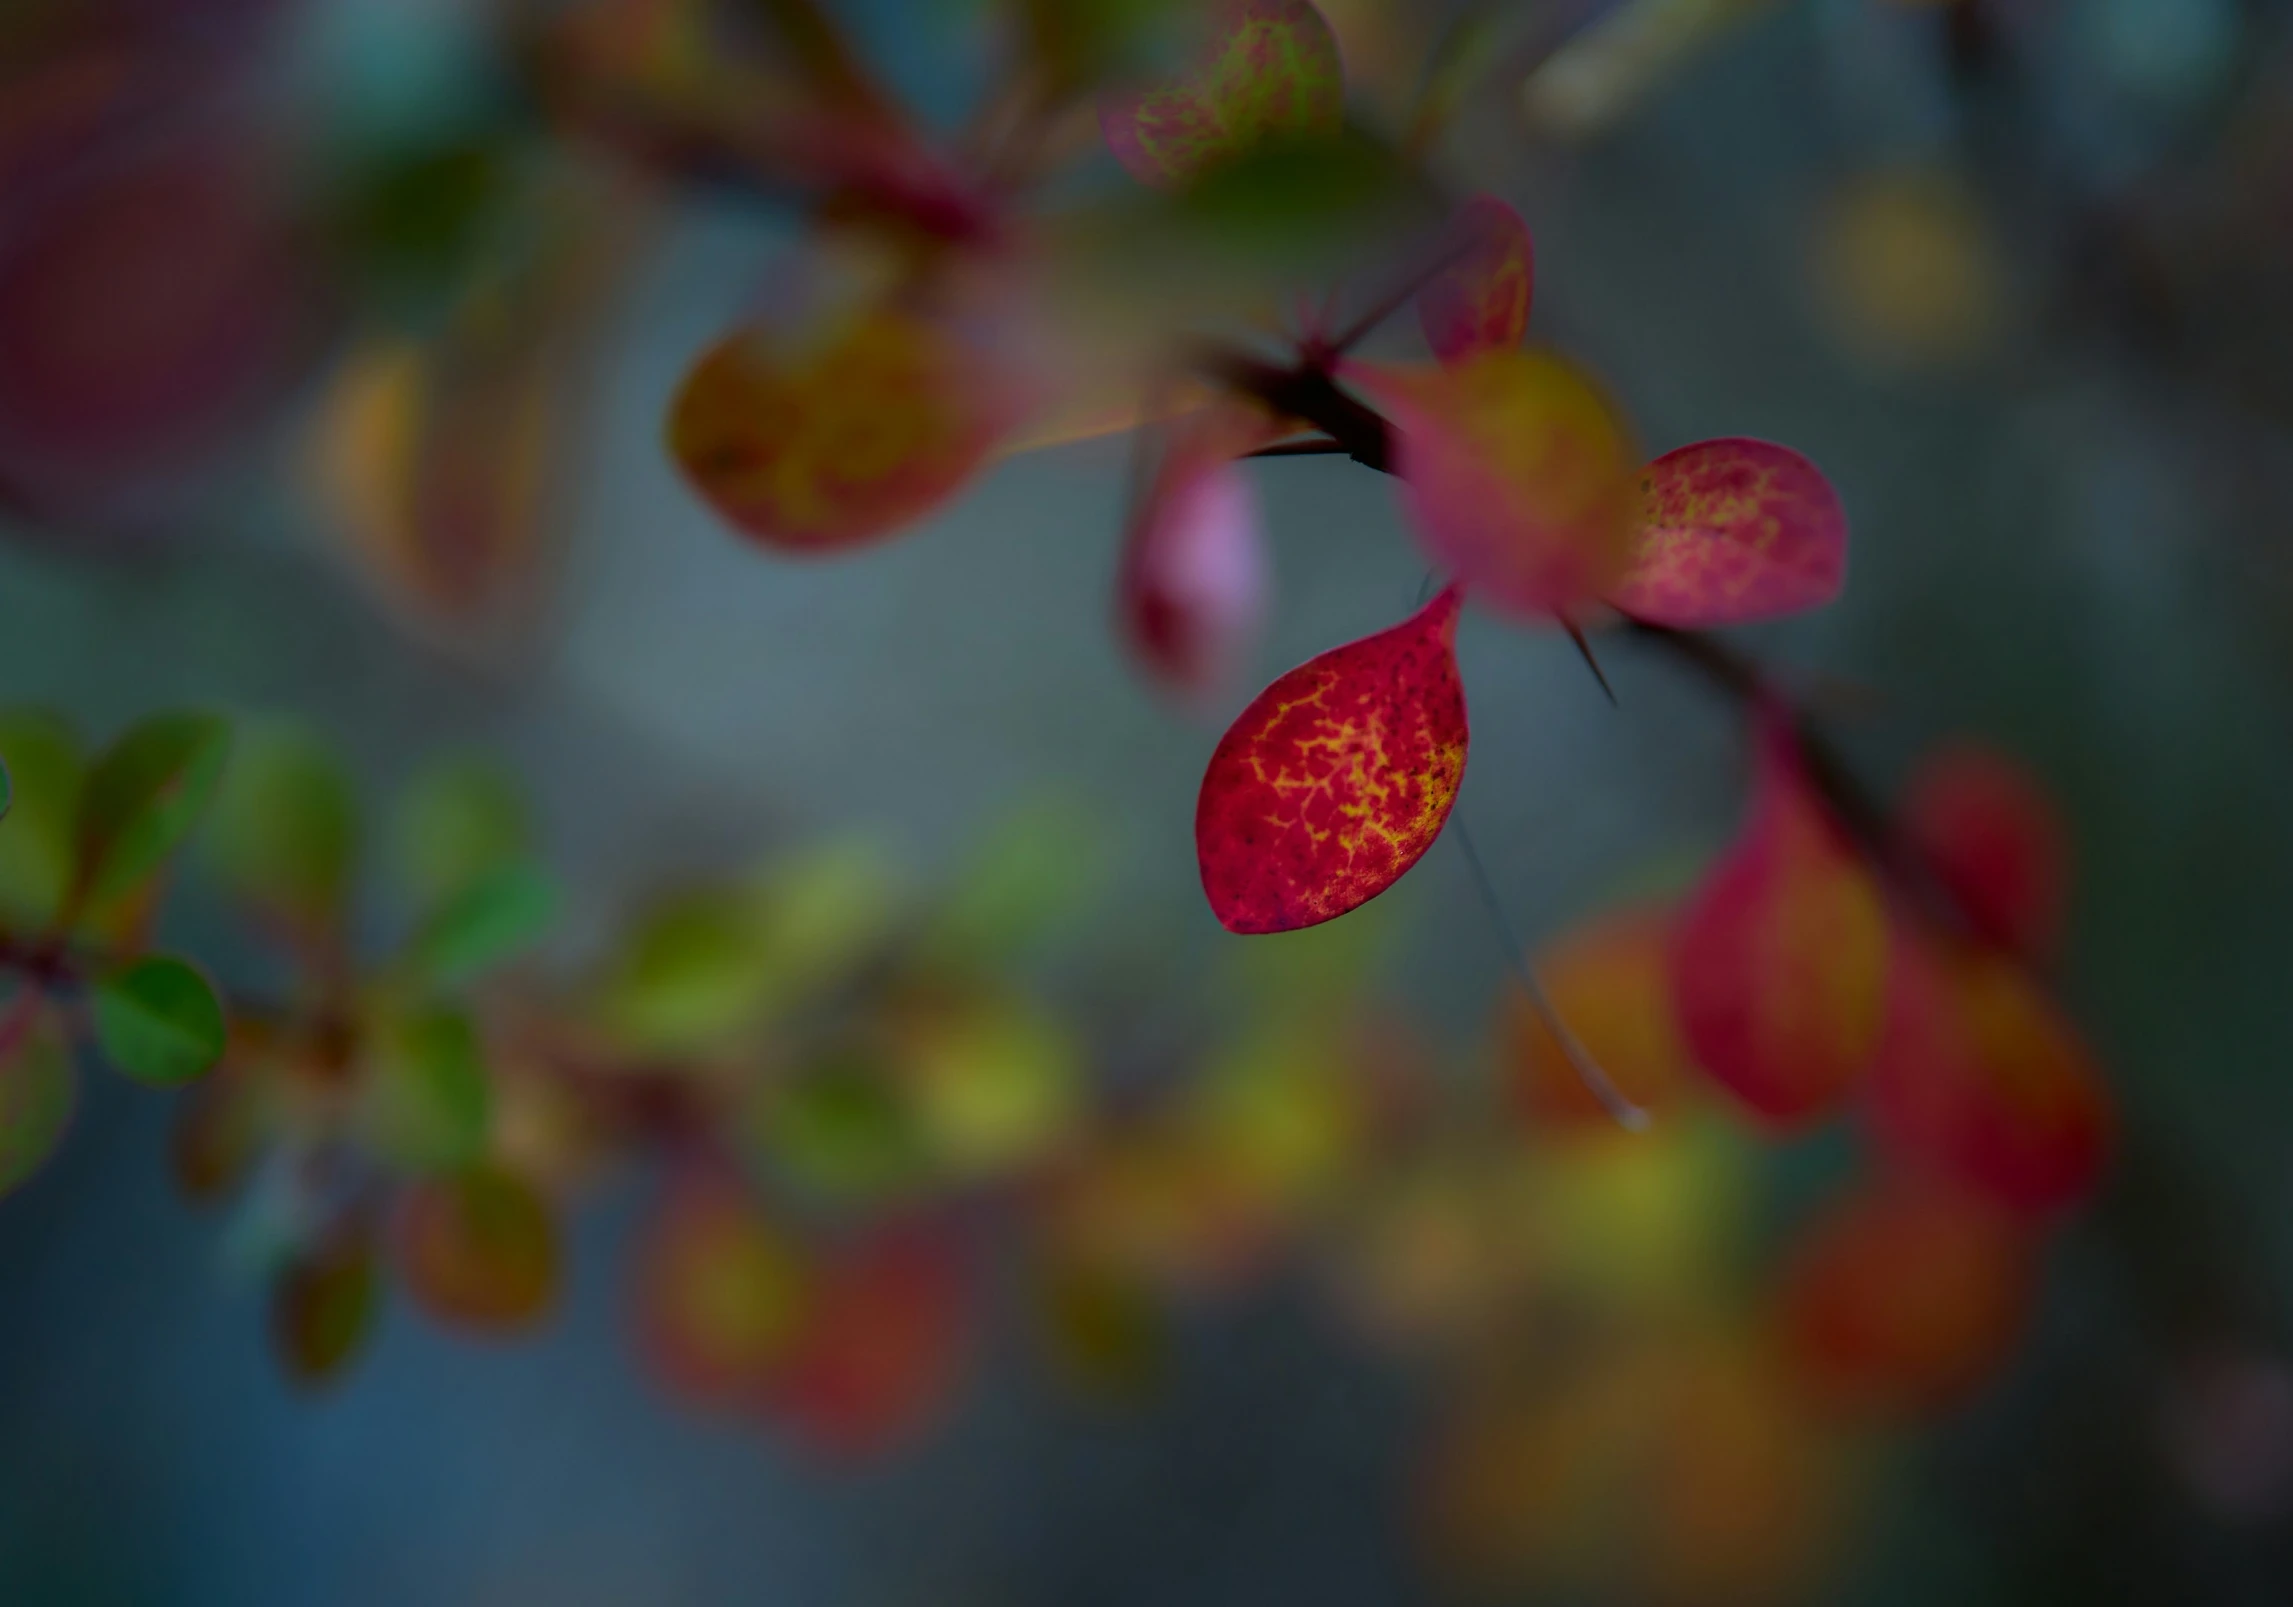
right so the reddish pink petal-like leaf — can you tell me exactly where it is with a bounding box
[1417,195,1535,364]
[669,304,1014,554]
[1609,439,1847,627]
[1197,587,1467,934]
[1099,0,1345,189]
[1903,744,2069,961]
[1117,404,1278,698]
[1671,719,1889,1128]
[1867,928,2112,1217]
[1344,353,1638,619]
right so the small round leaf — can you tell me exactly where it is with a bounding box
[92,956,227,1088]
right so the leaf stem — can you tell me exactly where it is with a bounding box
[1451,814,1650,1131]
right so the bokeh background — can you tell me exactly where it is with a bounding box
[5,0,2293,1602]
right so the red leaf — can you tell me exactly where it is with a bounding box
[1867,929,2112,1217]
[1903,744,2069,961]
[1343,353,1638,619]
[1417,195,1534,364]
[1781,1176,2036,1417]
[1610,438,1847,627]
[1116,403,1277,698]
[1197,587,1468,934]
[1099,0,1345,189]
[762,1220,970,1460]
[668,303,1014,553]
[1670,720,1888,1128]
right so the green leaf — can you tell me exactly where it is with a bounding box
[0,1002,73,1198]
[76,711,231,915]
[362,1002,490,1171]
[923,797,1107,967]
[0,710,84,934]
[760,1053,927,1205]
[599,886,778,1053]
[272,1229,382,1389]
[203,723,359,927]
[91,955,227,1087]
[393,757,531,915]
[404,861,557,988]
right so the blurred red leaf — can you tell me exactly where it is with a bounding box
[1116,401,1278,698]
[1343,352,1638,619]
[1903,744,2069,961]
[669,303,1016,553]
[1610,438,1847,628]
[0,133,313,514]
[1099,0,1345,189]
[1417,195,1534,364]
[1781,1176,2037,1417]
[1671,720,1888,1128]
[1197,586,1467,934]
[1867,929,2112,1217]
[763,1220,970,1459]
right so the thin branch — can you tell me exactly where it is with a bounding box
[1244,437,1352,459]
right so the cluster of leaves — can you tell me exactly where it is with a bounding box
[0,709,234,1195]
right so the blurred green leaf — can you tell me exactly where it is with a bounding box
[404,861,558,989]
[204,723,359,929]
[272,1228,382,1389]
[600,886,778,1053]
[761,1053,927,1204]
[0,710,83,935]
[923,797,1106,967]
[0,1001,72,1199]
[363,1003,490,1171]
[76,711,231,917]
[754,837,902,998]
[394,756,531,916]
[92,955,227,1088]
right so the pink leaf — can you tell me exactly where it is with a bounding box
[1610,439,1846,627]
[1117,404,1277,698]
[1099,0,1345,189]
[1197,587,1468,934]
[1671,717,1889,1128]
[1417,195,1535,364]
[1343,352,1638,619]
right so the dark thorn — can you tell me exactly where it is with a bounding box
[1563,618,1617,706]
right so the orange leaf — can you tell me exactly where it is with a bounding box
[396,1165,562,1335]
[1500,904,1688,1129]
[669,304,1013,553]
[1196,587,1467,934]
[1344,352,1638,619]
[1781,1177,2036,1418]
[1671,721,1888,1128]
